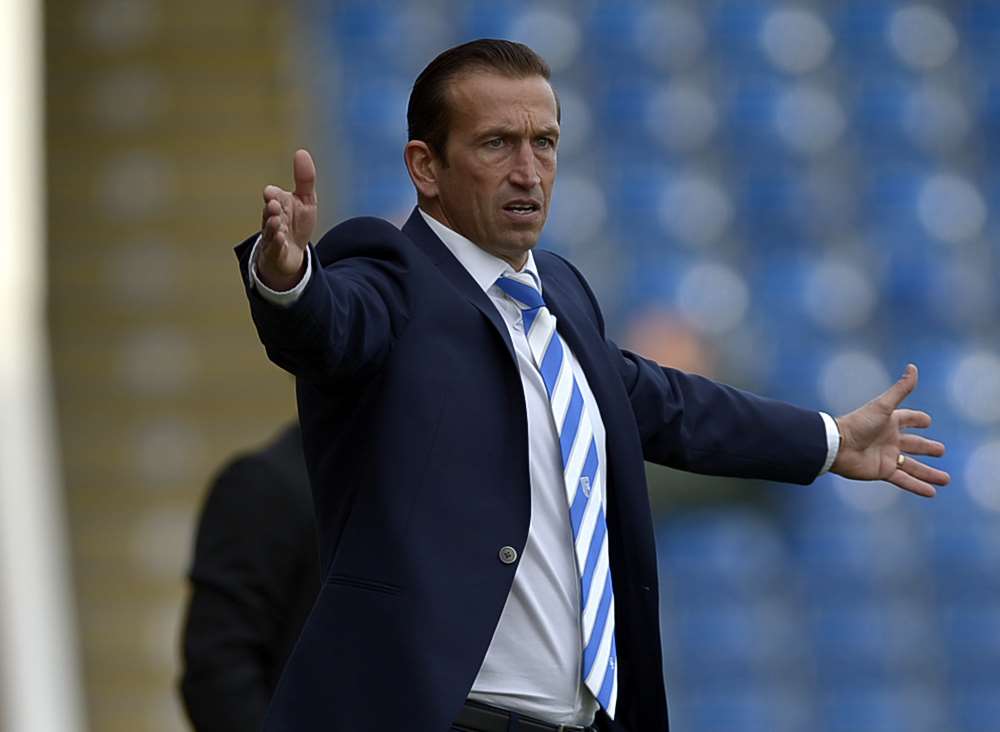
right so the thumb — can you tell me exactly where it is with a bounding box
[880,363,918,409]
[293,149,316,201]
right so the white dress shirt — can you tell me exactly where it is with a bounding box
[248,212,841,725]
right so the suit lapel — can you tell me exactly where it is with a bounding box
[401,209,516,365]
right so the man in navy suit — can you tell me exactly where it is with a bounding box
[237,39,949,732]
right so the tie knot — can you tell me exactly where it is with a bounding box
[495,273,545,311]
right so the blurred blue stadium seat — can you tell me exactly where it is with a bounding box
[686,684,812,732]
[656,507,788,592]
[952,686,1000,732]
[820,683,949,732]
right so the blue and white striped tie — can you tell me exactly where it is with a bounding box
[496,272,618,719]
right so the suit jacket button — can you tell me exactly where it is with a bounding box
[498,546,518,565]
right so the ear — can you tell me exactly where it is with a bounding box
[404,140,441,199]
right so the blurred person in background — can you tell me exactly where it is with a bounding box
[624,308,754,511]
[179,422,319,731]
[236,40,948,732]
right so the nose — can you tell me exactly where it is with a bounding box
[508,141,541,190]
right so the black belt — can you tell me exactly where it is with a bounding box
[454,699,598,732]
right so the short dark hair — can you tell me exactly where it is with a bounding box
[407,39,556,161]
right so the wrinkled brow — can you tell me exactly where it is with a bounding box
[476,123,560,140]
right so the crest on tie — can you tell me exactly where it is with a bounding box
[580,475,591,498]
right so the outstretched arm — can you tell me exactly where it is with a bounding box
[832,364,950,497]
[236,151,411,384]
[548,250,950,495]
[615,348,831,485]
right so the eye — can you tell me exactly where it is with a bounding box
[535,137,555,150]
[485,137,504,149]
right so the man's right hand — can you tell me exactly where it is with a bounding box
[258,149,318,291]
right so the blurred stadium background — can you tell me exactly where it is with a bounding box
[2,0,999,729]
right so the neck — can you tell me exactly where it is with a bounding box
[418,201,529,271]
[503,251,529,271]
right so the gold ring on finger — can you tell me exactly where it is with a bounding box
[897,453,906,468]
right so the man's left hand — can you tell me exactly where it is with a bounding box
[832,364,950,497]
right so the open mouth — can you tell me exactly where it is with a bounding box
[503,201,541,216]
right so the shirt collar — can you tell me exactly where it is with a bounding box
[418,208,541,295]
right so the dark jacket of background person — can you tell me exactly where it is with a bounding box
[179,423,319,731]
[236,211,829,732]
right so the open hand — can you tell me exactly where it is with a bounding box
[258,149,318,290]
[831,364,950,497]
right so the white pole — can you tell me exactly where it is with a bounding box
[0,0,87,729]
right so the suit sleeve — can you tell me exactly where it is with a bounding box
[179,456,312,732]
[548,252,827,485]
[234,217,412,385]
[613,348,827,484]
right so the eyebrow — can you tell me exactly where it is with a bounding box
[477,125,560,140]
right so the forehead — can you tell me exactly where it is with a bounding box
[446,72,558,133]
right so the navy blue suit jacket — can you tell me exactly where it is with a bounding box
[236,208,827,731]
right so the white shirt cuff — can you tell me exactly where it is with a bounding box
[817,411,841,475]
[248,234,312,307]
